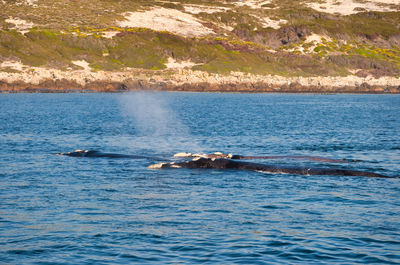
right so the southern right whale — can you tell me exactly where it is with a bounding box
[150,157,392,178]
[58,150,354,163]
[57,149,166,161]
[173,152,355,163]
[57,149,393,178]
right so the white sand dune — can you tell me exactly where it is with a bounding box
[72,60,92,71]
[117,7,215,37]
[306,0,399,15]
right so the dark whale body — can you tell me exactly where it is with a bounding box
[229,155,357,163]
[57,150,393,178]
[57,150,165,161]
[153,157,392,178]
[174,152,356,163]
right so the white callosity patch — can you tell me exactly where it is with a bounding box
[173,152,193,157]
[306,0,399,15]
[117,7,215,37]
[165,58,198,69]
[148,162,181,169]
[72,60,92,71]
[183,4,230,14]
[173,152,233,159]
[5,17,34,34]
[148,163,166,169]
[192,154,208,158]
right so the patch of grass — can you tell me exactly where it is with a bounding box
[1,27,350,76]
[270,6,400,41]
[0,29,114,68]
[311,12,400,39]
[0,28,392,76]
[1,0,400,78]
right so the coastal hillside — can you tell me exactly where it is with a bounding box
[1,0,400,92]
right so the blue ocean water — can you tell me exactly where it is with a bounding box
[0,92,399,264]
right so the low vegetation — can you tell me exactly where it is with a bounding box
[0,0,399,77]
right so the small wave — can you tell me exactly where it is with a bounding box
[7,249,47,255]
[267,240,294,247]
[118,253,160,262]
[169,245,211,252]
[261,205,291,210]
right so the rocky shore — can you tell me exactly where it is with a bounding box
[1,67,399,93]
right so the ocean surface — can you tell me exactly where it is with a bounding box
[0,92,399,264]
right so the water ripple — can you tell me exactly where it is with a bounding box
[1,93,399,264]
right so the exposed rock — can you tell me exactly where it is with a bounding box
[1,71,399,94]
[235,25,311,48]
[0,57,399,94]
